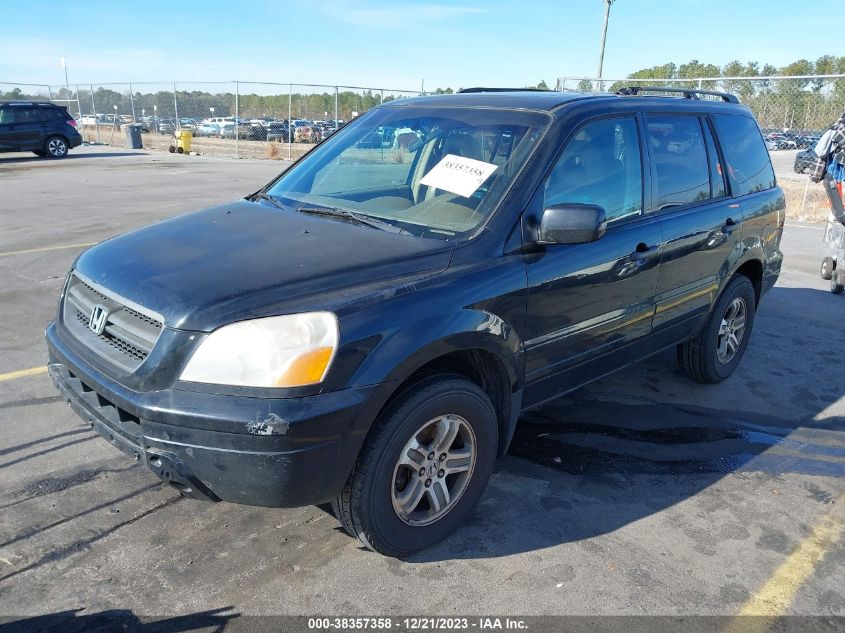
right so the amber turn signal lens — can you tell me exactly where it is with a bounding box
[274,347,334,387]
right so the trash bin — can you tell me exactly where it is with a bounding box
[125,124,143,149]
[175,129,193,154]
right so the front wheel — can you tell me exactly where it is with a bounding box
[332,375,497,557]
[677,275,757,383]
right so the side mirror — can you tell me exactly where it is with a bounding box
[538,203,608,245]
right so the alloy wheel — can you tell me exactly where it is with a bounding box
[47,138,67,157]
[716,297,747,364]
[391,414,476,527]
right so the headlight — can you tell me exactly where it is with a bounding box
[179,312,338,388]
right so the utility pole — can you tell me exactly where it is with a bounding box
[596,0,614,92]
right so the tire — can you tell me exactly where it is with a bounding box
[44,135,69,158]
[832,271,844,295]
[677,275,757,384]
[332,374,497,557]
[821,257,835,280]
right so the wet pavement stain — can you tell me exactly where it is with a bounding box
[805,482,835,504]
[507,400,845,477]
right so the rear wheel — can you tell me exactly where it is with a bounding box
[332,375,497,557]
[832,271,844,295]
[677,275,757,383]
[821,256,835,280]
[44,135,69,158]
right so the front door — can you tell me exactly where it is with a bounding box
[522,115,662,406]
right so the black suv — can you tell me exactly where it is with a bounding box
[0,101,83,158]
[46,87,784,556]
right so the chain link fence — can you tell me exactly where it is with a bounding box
[0,80,419,159]
[557,75,845,142]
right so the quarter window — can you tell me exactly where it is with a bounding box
[544,117,643,223]
[646,115,710,210]
[712,114,776,196]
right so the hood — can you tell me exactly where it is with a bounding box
[74,200,453,331]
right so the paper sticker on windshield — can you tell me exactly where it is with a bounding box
[419,154,498,198]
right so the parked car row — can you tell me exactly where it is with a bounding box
[135,117,345,143]
[762,129,822,151]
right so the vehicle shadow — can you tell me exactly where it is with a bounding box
[405,285,845,561]
[0,151,147,164]
[0,607,237,632]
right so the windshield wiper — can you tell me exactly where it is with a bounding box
[251,191,287,210]
[297,206,406,234]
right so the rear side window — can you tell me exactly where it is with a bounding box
[712,114,775,196]
[646,115,710,210]
[14,107,46,123]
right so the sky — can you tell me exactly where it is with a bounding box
[0,0,841,92]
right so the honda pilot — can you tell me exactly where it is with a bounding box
[46,87,784,556]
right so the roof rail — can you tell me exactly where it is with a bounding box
[458,87,550,93]
[615,86,739,104]
[0,100,53,105]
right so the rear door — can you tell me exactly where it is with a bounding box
[646,113,742,345]
[6,106,45,150]
[522,115,663,406]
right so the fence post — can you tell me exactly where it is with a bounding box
[90,84,100,144]
[334,86,339,129]
[235,81,239,159]
[73,84,86,143]
[129,82,136,122]
[288,83,292,161]
[172,83,179,122]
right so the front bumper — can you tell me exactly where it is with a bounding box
[46,321,389,507]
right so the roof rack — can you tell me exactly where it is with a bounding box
[458,87,550,93]
[615,86,739,104]
[0,100,55,105]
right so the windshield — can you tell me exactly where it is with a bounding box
[265,105,550,239]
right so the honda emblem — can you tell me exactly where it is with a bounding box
[89,304,109,335]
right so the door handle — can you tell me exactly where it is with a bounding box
[722,218,741,234]
[630,243,659,262]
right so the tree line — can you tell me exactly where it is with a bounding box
[0,85,406,121]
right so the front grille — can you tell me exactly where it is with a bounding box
[62,273,164,372]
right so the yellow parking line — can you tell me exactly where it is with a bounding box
[0,242,97,258]
[724,492,845,633]
[0,366,47,382]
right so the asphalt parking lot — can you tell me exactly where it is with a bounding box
[0,147,843,621]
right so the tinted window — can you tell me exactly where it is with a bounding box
[702,119,726,198]
[545,117,643,222]
[45,107,69,121]
[646,116,710,210]
[0,107,11,124]
[713,114,776,196]
[13,107,47,123]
